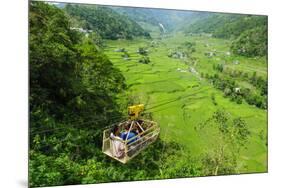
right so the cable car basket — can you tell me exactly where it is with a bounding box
[102,119,160,163]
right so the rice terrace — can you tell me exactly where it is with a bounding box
[29,1,268,187]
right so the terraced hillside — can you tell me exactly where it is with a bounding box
[29,2,268,186]
[104,32,267,173]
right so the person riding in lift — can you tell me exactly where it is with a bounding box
[120,123,138,144]
[110,125,125,158]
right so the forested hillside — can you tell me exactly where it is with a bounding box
[29,2,267,187]
[113,7,200,32]
[230,26,267,57]
[29,2,126,186]
[64,4,151,40]
[184,14,267,57]
[29,2,200,187]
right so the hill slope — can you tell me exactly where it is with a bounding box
[113,6,201,32]
[64,4,151,40]
[184,13,267,57]
[185,14,266,38]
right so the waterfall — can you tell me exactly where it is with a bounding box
[159,23,166,33]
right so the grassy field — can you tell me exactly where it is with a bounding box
[103,32,267,173]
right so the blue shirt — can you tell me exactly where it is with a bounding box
[121,131,137,144]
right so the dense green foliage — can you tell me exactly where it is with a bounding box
[30,1,126,129]
[64,4,151,40]
[231,26,268,57]
[185,14,266,38]
[196,109,250,175]
[184,14,267,57]
[113,7,196,32]
[29,2,125,186]
[29,2,205,187]
[29,2,267,187]
[203,65,267,109]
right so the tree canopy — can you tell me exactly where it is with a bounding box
[64,4,151,40]
[29,2,261,187]
[184,14,267,57]
[29,3,128,186]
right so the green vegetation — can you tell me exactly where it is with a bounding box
[185,14,266,38]
[29,2,268,187]
[113,7,195,32]
[231,26,268,57]
[204,70,267,109]
[184,14,267,57]
[29,2,126,186]
[64,4,151,40]
[196,109,250,175]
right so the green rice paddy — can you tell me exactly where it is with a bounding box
[104,32,267,173]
